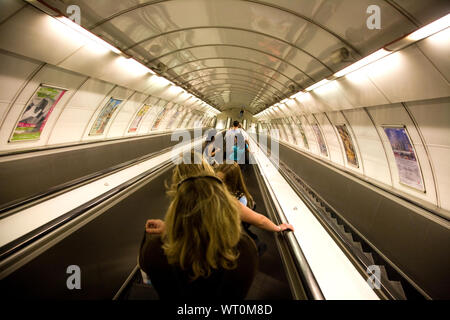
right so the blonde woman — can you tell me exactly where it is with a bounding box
[140,171,258,299]
[147,154,294,235]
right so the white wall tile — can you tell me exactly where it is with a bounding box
[406,97,450,210]
[416,28,450,82]
[342,108,392,185]
[365,45,450,103]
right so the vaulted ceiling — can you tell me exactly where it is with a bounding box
[45,0,449,114]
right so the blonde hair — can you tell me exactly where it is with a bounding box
[162,174,242,280]
[166,150,216,197]
[215,163,254,208]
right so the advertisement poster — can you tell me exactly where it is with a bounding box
[179,111,191,128]
[151,104,170,130]
[146,105,163,129]
[297,118,309,149]
[287,117,299,145]
[173,107,188,129]
[383,126,424,191]
[188,111,202,128]
[311,122,328,157]
[271,122,280,139]
[128,104,150,133]
[284,119,297,144]
[193,113,203,128]
[167,106,185,129]
[183,112,195,128]
[10,85,67,141]
[161,104,178,130]
[336,124,359,167]
[276,120,286,141]
[178,109,188,128]
[89,97,123,136]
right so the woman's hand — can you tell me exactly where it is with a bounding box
[145,219,165,234]
[278,223,294,232]
[238,201,294,233]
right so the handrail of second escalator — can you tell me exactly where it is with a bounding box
[248,136,325,300]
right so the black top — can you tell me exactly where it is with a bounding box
[139,233,258,300]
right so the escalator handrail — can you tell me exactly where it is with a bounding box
[0,160,173,263]
[0,129,199,158]
[0,127,219,218]
[0,133,214,268]
[0,145,174,218]
[249,137,325,300]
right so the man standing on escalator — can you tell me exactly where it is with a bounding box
[225,120,248,165]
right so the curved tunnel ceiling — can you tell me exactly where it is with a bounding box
[44,0,450,114]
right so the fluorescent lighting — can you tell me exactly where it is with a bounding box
[290,91,305,99]
[152,75,172,86]
[169,85,185,95]
[334,49,389,78]
[57,17,121,54]
[407,13,450,41]
[118,57,154,75]
[305,79,330,91]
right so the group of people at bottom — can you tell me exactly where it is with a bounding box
[203,120,250,165]
[138,127,294,300]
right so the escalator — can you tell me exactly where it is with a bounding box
[117,163,297,300]
[0,164,174,299]
[241,164,293,300]
[256,132,434,299]
[0,136,304,300]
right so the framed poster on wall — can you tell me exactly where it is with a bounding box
[296,117,309,149]
[161,104,179,130]
[145,105,164,129]
[311,122,328,157]
[9,85,67,142]
[128,104,151,133]
[152,104,171,130]
[285,118,297,145]
[172,106,187,129]
[336,124,359,167]
[383,126,425,191]
[89,97,123,136]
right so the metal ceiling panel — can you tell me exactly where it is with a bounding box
[39,0,448,113]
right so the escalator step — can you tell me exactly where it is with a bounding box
[389,280,407,300]
[344,232,354,242]
[353,241,363,252]
[324,209,333,219]
[337,224,346,233]
[379,265,390,282]
[364,252,375,265]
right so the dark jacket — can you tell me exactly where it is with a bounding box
[139,233,258,300]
